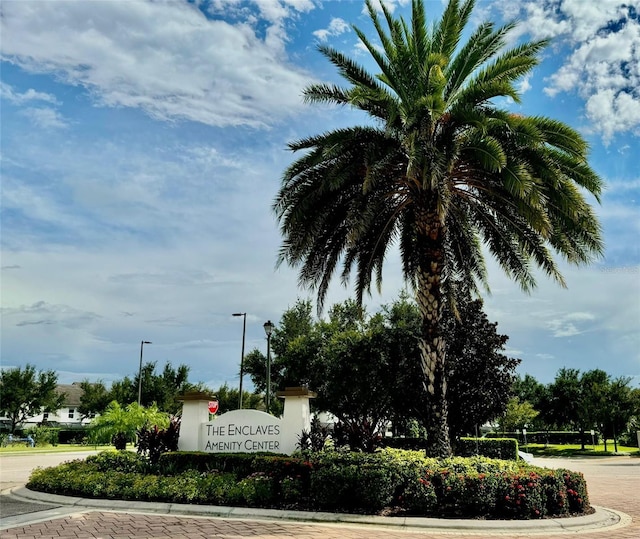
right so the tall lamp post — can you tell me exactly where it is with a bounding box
[263,320,274,414]
[137,340,152,405]
[232,312,247,409]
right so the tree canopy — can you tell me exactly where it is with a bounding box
[245,294,520,450]
[109,361,198,414]
[0,364,65,434]
[274,0,602,456]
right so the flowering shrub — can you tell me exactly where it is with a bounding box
[495,471,545,519]
[401,471,438,514]
[27,449,591,519]
[280,476,304,503]
[238,472,275,505]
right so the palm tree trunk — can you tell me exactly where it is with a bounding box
[415,207,452,458]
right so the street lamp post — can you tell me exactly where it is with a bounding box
[263,320,275,414]
[232,312,247,409]
[137,340,152,405]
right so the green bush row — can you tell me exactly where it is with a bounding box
[27,449,590,519]
[381,437,519,460]
[7,426,90,446]
[485,431,600,445]
[457,438,519,460]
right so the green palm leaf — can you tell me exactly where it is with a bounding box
[274,0,602,457]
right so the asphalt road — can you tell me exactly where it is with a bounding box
[0,450,101,521]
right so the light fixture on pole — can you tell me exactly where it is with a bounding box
[138,340,152,405]
[232,312,247,409]
[263,320,275,414]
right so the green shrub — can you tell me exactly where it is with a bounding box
[86,450,150,473]
[457,437,519,460]
[26,449,591,519]
[57,428,88,444]
[238,472,275,506]
[28,460,93,495]
[157,452,257,476]
[561,469,590,513]
[311,463,396,512]
[400,468,438,514]
[495,470,545,519]
[25,426,60,446]
[279,475,304,503]
[485,431,600,445]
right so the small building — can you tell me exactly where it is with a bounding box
[31,383,92,427]
[0,382,92,430]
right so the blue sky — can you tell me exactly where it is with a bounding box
[1,0,638,392]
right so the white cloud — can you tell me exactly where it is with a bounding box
[517,74,532,94]
[313,17,350,42]
[365,0,411,15]
[19,107,68,129]
[1,82,58,105]
[1,0,314,129]
[492,1,640,143]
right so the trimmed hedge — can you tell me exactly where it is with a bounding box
[457,438,519,460]
[27,449,591,519]
[381,437,520,460]
[486,431,600,445]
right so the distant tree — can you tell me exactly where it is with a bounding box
[512,374,550,430]
[242,349,284,416]
[109,375,137,407]
[547,368,584,430]
[578,369,610,448]
[78,380,112,420]
[621,387,640,447]
[211,383,264,414]
[542,368,639,451]
[500,397,539,432]
[144,362,195,414]
[109,361,197,413]
[0,364,65,434]
[603,375,637,452]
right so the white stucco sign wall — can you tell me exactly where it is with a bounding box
[202,410,282,453]
[177,387,316,455]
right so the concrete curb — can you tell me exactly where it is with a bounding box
[5,486,631,535]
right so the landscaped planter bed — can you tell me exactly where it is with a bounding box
[27,449,591,519]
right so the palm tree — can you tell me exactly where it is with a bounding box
[274,0,602,457]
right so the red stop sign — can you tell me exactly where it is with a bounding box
[208,400,219,414]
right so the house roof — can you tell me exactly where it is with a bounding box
[56,383,84,407]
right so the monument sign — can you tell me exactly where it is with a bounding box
[177,387,316,455]
[202,410,282,452]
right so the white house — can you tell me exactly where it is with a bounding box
[1,382,92,429]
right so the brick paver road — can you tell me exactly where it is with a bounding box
[1,456,638,538]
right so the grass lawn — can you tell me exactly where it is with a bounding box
[523,442,640,457]
[0,443,115,455]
